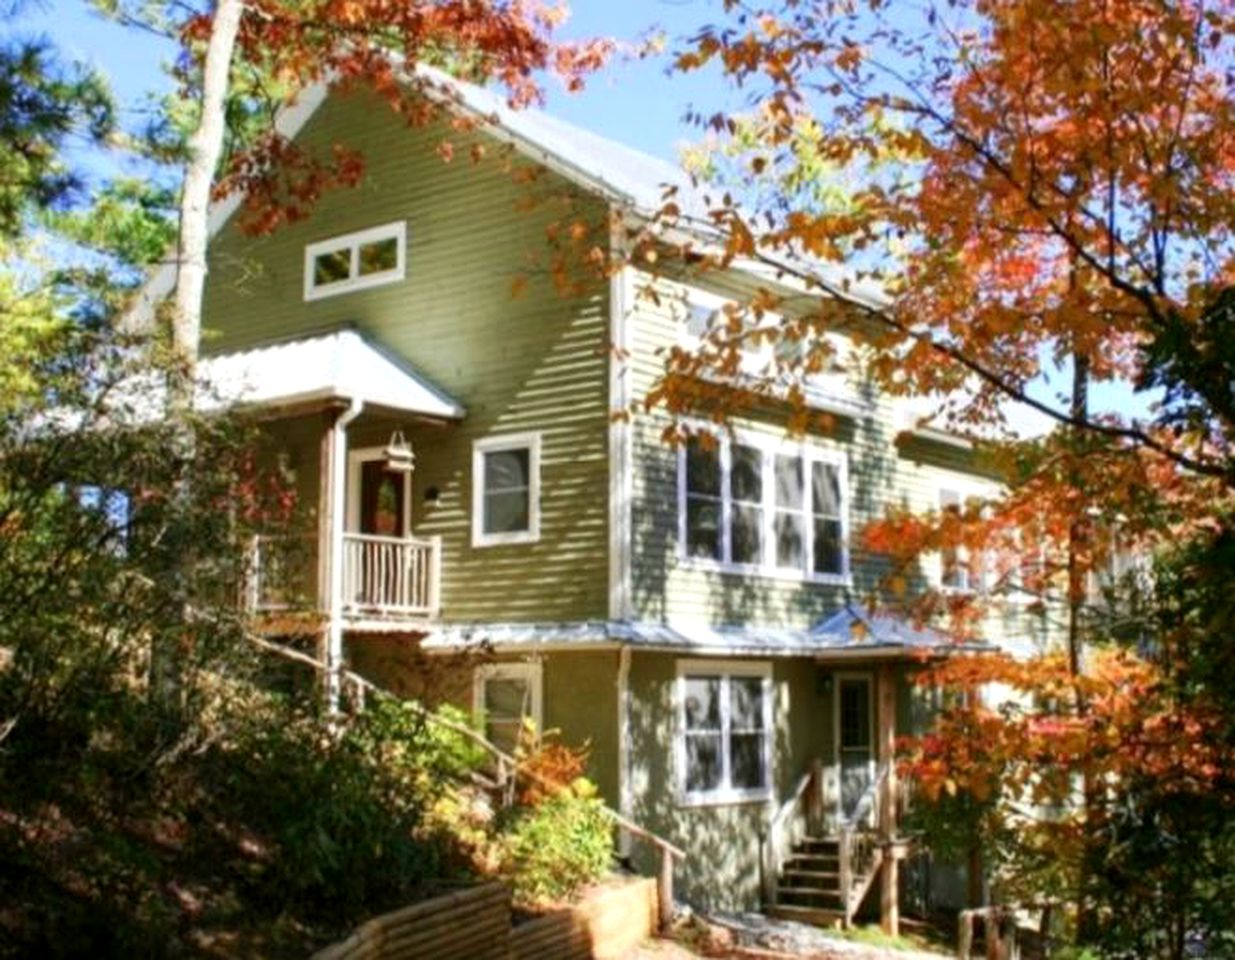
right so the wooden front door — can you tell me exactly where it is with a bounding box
[836,673,875,822]
[359,460,405,537]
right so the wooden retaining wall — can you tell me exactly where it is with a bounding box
[311,877,658,960]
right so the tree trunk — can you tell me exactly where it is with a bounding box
[150,0,245,708]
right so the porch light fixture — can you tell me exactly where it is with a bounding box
[383,430,415,474]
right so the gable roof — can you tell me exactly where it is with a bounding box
[126,63,887,333]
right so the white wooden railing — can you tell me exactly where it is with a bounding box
[248,534,314,612]
[762,758,824,907]
[342,532,441,618]
[838,760,891,926]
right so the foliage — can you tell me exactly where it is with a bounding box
[497,777,612,906]
[514,722,591,805]
[0,39,114,238]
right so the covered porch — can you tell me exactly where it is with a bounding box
[198,329,464,644]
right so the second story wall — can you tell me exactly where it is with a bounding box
[203,89,612,623]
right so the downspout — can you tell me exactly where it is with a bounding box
[616,644,632,859]
[326,397,363,712]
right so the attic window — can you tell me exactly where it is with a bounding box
[303,221,406,301]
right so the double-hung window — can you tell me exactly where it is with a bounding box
[474,663,542,754]
[303,221,406,300]
[678,661,772,804]
[472,433,541,547]
[938,487,988,593]
[680,433,848,581]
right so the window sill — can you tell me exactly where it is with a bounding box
[472,531,540,548]
[304,268,404,302]
[676,789,773,810]
[677,556,852,589]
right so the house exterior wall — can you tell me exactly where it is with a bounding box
[202,89,612,624]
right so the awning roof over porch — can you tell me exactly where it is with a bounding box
[199,329,465,419]
[420,608,987,658]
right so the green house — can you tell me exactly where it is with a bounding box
[137,68,1053,932]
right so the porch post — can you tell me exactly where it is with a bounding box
[878,662,900,937]
[322,399,363,712]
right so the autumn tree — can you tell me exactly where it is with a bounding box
[649,0,1235,950]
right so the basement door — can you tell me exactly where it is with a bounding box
[835,673,875,822]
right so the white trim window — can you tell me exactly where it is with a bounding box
[679,430,849,582]
[303,221,406,301]
[938,486,988,594]
[474,662,543,753]
[676,660,773,805]
[472,432,541,547]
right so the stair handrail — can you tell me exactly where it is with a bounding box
[248,633,685,930]
[837,759,891,926]
[762,758,823,908]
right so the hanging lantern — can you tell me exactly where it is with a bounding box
[384,429,415,474]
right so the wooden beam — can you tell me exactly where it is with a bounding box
[878,663,899,937]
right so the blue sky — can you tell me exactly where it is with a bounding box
[11,0,723,166]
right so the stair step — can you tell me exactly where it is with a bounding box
[766,904,844,928]
[776,886,845,906]
[783,854,840,872]
[781,869,842,889]
[795,837,840,856]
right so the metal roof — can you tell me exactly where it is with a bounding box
[421,608,983,658]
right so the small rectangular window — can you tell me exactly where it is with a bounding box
[303,222,406,300]
[678,662,772,804]
[472,433,541,547]
[474,663,542,754]
[685,438,722,561]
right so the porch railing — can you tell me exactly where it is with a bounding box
[762,758,825,908]
[838,759,891,926]
[247,533,315,612]
[342,532,441,618]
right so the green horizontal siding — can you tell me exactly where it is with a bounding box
[203,89,611,623]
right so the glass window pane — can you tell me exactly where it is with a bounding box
[812,461,842,518]
[730,733,765,789]
[686,497,721,560]
[775,511,805,568]
[485,677,529,720]
[313,248,351,286]
[683,677,721,730]
[685,733,723,792]
[358,236,398,275]
[485,449,530,493]
[485,718,523,755]
[484,490,529,534]
[686,438,721,496]
[774,454,804,509]
[730,677,765,730]
[731,504,762,565]
[813,518,843,575]
[685,304,715,341]
[731,445,762,503]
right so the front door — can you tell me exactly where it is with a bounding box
[355,461,406,607]
[359,460,405,537]
[836,674,874,822]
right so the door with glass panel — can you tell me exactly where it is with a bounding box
[835,674,874,822]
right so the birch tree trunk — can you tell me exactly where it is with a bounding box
[151,0,245,708]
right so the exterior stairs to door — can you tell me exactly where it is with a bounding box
[766,836,848,927]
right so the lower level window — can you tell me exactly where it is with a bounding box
[677,662,772,803]
[474,663,542,754]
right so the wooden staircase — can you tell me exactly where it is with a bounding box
[766,835,848,926]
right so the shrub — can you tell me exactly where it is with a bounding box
[498,778,613,906]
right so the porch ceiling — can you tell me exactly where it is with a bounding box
[200,329,465,420]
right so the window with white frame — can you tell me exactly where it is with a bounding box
[472,433,541,547]
[677,661,772,803]
[680,432,848,581]
[474,662,542,754]
[938,487,987,593]
[303,221,406,300]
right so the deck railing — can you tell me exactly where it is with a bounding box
[838,760,891,927]
[342,532,441,618]
[247,532,441,620]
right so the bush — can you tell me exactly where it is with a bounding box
[498,778,613,906]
